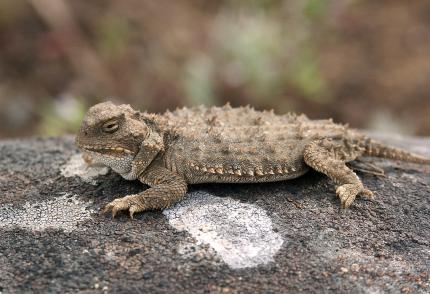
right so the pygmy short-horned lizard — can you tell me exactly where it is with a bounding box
[75,102,430,218]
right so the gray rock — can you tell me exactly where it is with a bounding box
[0,135,429,293]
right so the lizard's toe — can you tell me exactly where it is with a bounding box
[336,184,373,208]
[129,204,144,219]
[101,203,113,214]
[360,188,374,199]
[336,184,359,209]
[101,196,132,217]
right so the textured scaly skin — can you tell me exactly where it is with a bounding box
[75,102,430,218]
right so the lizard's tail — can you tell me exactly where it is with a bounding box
[363,139,430,164]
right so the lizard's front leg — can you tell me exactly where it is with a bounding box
[102,165,187,218]
[303,139,373,209]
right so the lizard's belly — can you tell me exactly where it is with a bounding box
[184,165,310,184]
[167,150,310,184]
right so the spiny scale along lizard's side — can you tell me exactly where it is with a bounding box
[75,102,430,218]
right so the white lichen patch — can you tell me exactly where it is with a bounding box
[61,153,109,185]
[163,191,284,269]
[0,194,94,232]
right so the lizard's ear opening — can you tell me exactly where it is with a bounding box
[142,130,164,151]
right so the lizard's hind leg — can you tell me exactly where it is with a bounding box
[303,140,374,209]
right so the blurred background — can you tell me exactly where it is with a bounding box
[0,0,429,138]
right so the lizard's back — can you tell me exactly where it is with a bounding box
[155,105,359,184]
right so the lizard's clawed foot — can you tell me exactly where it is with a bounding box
[360,188,374,199]
[336,184,374,209]
[101,195,143,219]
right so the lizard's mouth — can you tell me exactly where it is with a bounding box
[75,135,136,157]
[77,142,134,155]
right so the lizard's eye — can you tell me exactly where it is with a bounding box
[102,120,119,133]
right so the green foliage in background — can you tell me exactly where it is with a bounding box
[0,0,350,137]
[96,15,132,61]
[183,0,330,110]
[290,48,329,102]
[184,54,216,106]
[38,97,86,136]
[305,0,329,20]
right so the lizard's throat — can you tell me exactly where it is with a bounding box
[84,150,136,178]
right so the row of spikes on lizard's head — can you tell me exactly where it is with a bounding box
[75,101,162,158]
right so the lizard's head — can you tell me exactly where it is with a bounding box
[76,101,149,161]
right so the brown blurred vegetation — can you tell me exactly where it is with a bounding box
[0,0,429,138]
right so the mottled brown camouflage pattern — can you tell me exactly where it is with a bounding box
[76,102,430,218]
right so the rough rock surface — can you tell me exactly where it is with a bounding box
[0,135,429,293]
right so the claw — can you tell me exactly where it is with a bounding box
[340,198,350,209]
[101,205,110,214]
[100,204,116,218]
[361,189,374,199]
[336,185,358,209]
[129,205,140,219]
[100,197,132,218]
[111,206,121,217]
[99,196,144,219]
[336,184,374,209]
